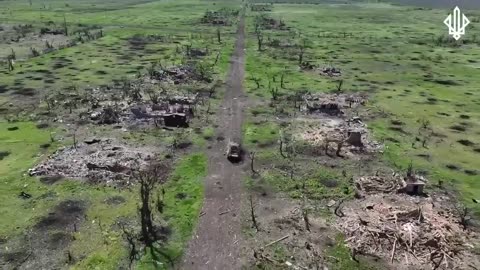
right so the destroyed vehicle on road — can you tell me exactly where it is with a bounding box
[227,141,242,163]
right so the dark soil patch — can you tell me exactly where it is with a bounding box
[35,69,52,75]
[386,137,400,143]
[0,85,8,93]
[52,60,69,69]
[176,192,187,200]
[13,88,36,96]
[417,153,431,160]
[320,178,339,188]
[446,164,461,171]
[0,200,86,269]
[35,200,86,230]
[464,169,478,176]
[95,70,108,75]
[0,151,11,160]
[459,114,470,119]
[390,119,404,126]
[177,141,192,149]
[36,122,49,129]
[450,125,467,132]
[426,97,437,104]
[104,195,126,205]
[432,79,459,86]
[39,175,64,185]
[0,250,29,264]
[47,232,72,249]
[457,139,475,146]
[389,126,407,134]
[38,191,57,200]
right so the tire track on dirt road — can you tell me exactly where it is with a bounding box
[181,11,247,270]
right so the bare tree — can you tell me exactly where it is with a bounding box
[131,162,174,267]
[73,130,78,149]
[214,51,221,65]
[298,44,305,65]
[7,58,14,71]
[45,40,54,49]
[145,86,160,104]
[336,79,343,92]
[216,28,221,44]
[279,137,288,158]
[8,48,16,60]
[63,14,68,36]
[30,47,40,57]
[249,194,259,231]
[334,198,345,217]
[249,152,258,176]
[256,30,263,51]
[406,161,414,178]
[43,93,57,113]
[251,77,261,89]
[120,224,139,268]
[302,207,310,231]
[455,203,471,230]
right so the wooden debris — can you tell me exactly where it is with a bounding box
[264,235,289,248]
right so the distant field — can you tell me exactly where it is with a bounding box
[249,0,480,9]
[388,0,480,9]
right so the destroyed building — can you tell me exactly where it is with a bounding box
[400,174,427,195]
[163,113,189,128]
[302,93,366,116]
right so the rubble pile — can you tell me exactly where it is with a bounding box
[355,175,401,194]
[320,67,342,77]
[297,116,382,155]
[149,65,201,84]
[251,4,273,12]
[200,8,238,25]
[29,139,154,186]
[302,93,367,115]
[256,15,288,30]
[85,87,197,128]
[338,192,479,269]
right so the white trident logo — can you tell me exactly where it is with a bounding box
[444,6,470,40]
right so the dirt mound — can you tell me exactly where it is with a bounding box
[29,139,155,186]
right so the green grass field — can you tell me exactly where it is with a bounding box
[0,0,238,268]
[244,2,480,215]
[1,0,480,268]
[243,2,480,268]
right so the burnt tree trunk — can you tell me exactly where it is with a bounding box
[250,152,258,176]
[249,195,259,231]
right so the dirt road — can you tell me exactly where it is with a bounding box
[181,11,247,270]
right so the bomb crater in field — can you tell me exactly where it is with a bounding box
[0,200,86,269]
